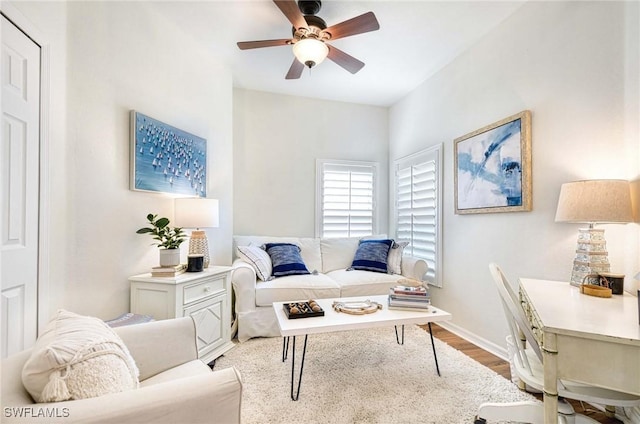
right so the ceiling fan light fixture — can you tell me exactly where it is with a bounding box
[292,38,328,68]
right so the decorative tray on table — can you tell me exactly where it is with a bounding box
[283,300,325,319]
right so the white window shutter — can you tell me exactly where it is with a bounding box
[316,160,378,238]
[395,145,442,287]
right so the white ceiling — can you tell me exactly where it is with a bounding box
[153,1,525,107]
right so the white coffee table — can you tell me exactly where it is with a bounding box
[273,295,452,400]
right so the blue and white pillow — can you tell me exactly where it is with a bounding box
[264,243,310,277]
[388,240,409,274]
[236,245,272,281]
[350,239,393,273]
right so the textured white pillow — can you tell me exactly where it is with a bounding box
[237,245,272,281]
[22,309,139,403]
[388,241,409,274]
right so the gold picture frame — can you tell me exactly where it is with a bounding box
[454,110,532,215]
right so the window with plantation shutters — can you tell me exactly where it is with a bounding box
[394,144,442,287]
[316,160,378,238]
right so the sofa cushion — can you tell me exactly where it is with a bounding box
[234,236,322,272]
[320,235,391,273]
[327,269,406,298]
[236,245,272,281]
[350,239,393,273]
[388,241,409,274]
[255,273,341,306]
[320,237,359,273]
[22,309,139,403]
[265,243,310,277]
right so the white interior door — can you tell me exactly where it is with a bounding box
[1,15,41,357]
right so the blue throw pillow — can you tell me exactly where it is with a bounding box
[264,243,310,277]
[350,239,393,273]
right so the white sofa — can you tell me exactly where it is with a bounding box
[1,316,243,424]
[232,235,429,342]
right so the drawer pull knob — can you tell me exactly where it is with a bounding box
[204,286,211,292]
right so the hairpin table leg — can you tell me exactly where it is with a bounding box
[427,322,441,376]
[394,325,405,345]
[282,336,290,362]
[290,335,308,401]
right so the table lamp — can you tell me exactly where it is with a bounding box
[555,180,633,286]
[174,198,219,268]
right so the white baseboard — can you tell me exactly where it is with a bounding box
[435,321,509,362]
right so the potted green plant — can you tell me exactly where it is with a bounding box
[136,214,186,267]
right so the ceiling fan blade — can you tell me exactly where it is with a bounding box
[237,39,291,50]
[327,45,365,74]
[323,11,380,41]
[273,0,308,31]
[285,59,304,80]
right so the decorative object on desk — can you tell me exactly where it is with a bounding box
[174,198,219,268]
[598,272,625,295]
[151,263,187,277]
[136,214,186,267]
[454,110,532,215]
[130,110,207,197]
[284,300,324,319]
[186,254,204,272]
[555,179,633,286]
[580,281,612,298]
[332,299,382,315]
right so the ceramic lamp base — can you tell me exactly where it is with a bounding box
[189,230,210,268]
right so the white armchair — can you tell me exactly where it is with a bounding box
[1,316,243,424]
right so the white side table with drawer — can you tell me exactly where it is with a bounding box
[129,266,234,364]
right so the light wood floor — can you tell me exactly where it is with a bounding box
[424,323,622,424]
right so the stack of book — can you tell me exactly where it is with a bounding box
[387,284,430,311]
[151,263,187,277]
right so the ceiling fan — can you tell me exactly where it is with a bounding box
[237,0,380,80]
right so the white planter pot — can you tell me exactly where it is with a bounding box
[159,249,180,267]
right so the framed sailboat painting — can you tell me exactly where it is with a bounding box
[130,111,207,197]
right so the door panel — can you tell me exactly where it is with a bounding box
[1,15,40,357]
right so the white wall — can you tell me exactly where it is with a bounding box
[233,89,389,237]
[389,1,640,352]
[8,1,234,320]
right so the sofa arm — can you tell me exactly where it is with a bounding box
[115,317,198,381]
[2,367,243,424]
[401,256,428,281]
[231,260,258,314]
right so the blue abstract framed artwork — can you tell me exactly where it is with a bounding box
[130,111,207,197]
[454,110,532,214]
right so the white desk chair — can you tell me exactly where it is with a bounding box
[475,263,640,424]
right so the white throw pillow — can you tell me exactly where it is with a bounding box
[388,241,409,274]
[237,245,273,281]
[22,309,139,403]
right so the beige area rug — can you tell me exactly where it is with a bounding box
[215,325,538,423]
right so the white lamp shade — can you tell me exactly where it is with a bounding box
[293,38,329,67]
[555,179,633,224]
[174,198,219,228]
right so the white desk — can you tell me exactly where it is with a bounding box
[519,278,640,424]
